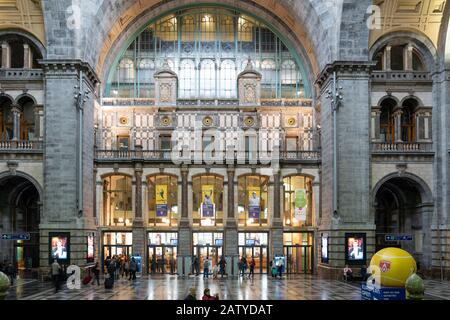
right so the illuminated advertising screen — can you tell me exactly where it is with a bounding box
[345,233,366,265]
[49,232,70,264]
[87,233,95,263]
[321,233,329,263]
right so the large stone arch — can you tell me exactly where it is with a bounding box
[0,28,47,58]
[437,0,450,66]
[369,29,438,72]
[372,172,433,206]
[0,170,43,201]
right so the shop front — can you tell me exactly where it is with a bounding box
[102,231,133,269]
[148,232,178,274]
[238,232,269,274]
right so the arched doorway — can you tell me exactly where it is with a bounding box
[374,175,433,271]
[0,175,41,276]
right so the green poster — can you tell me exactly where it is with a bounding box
[294,189,307,221]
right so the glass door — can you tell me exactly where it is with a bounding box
[284,245,312,274]
[193,245,222,273]
[239,246,268,274]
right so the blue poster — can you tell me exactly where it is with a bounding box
[202,203,215,217]
[248,206,260,219]
[361,284,406,300]
[156,204,168,217]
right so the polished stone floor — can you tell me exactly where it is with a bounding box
[4,274,450,300]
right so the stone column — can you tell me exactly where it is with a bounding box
[33,105,43,141]
[316,62,374,278]
[371,107,381,141]
[23,44,32,69]
[394,108,403,143]
[11,104,21,141]
[132,163,145,273]
[271,171,283,260]
[404,44,414,71]
[383,45,391,71]
[177,166,192,276]
[224,166,238,276]
[1,42,10,69]
[39,60,99,272]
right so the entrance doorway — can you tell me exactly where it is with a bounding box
[238,232,269,274]
[283,232,313,274]
[148,232,178,274]
[102,232,133,270]
[0,175,41,277]
[192,232,223,273]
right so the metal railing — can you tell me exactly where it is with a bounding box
[95,149,321,162]
[371,142,433,153]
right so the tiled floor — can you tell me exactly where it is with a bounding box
[4,274,450,300]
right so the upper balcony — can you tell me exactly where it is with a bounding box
[0,140,44,160]
[94,148,321,164]
[371,71,431,83]
[0,69,44,82]
[371,142,434,156]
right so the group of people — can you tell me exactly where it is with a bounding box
[184,287,219,300]
[149,255,176,274]
[0,260,16,285]
[191,256,227,278]
[238,256,256,279]
[104,255,138,282]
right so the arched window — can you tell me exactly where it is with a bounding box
[200,59,216,98]
[401,98,418,143]
[220,59,236,98]
[147,175,178,226]
[283,175,313,227]
[261,59,276,98]
[102,175,133,227]
[0,96,13,140]
[192,174,224,226]
[18,97,35,140]
[237,175,269,226]
[379,98,397,143]
[179,59,196,98]
[106,8,308,99]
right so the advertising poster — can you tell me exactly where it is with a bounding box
[321,233,329,263]
[201,185,215,217]
[87,233,94,263]
[248,187,261,219]
[294,189,307,221]
[156,184,168,217]
[49,233,70,263]
[346,234,365,262]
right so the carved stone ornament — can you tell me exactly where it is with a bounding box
[244,84,256,103]
[160,83,172,102]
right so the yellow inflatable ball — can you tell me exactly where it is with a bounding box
[369,247,417,288]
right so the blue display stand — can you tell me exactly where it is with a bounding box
[361,284,406,300]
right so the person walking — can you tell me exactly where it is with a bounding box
[91,262,100,285]
[123,258,129,278]
[151,256,157,274]
[5,262,15,286]
[277,258,283,278]
[107,257,116,284]
[51,259,61,293]
[129,257,137,280]
[219,256,226,278]
[203,257,210,278]
[249,257,255,279]
[192,256,200,276]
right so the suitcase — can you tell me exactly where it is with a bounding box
[105,277,114,289]
[82,275,92,285]
[271,267,278,277]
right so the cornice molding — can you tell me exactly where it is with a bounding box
[315,61,376,88]
[39,59,100,88]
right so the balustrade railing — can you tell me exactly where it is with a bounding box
[371,142,433,152]
[0,140,43,151]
